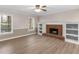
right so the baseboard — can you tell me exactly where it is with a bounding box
[0,33,36,42]
[65,39,79,45]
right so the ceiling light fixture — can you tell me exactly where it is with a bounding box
[35,9,41,12]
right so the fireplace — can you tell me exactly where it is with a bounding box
[43,24,64,40]
[49,28,58,35]
[46,25,62,36]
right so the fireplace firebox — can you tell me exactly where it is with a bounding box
[49,28,58,35]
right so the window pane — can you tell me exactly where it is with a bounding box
[29,17,35,30]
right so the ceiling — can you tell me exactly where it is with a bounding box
[0,5,79,16]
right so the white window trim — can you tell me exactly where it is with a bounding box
[28,17,36,31]
[0,15,13,35]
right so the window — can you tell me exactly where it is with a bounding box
[0,15,13,34]
[29,17,35,30]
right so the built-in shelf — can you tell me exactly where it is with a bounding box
[66,24,78,29]
[66,34,78,37]
[38,23,43,35]
[66,24,78,42]
[66,35,78,41]
[66,30,78,35]
[66,28,78,30]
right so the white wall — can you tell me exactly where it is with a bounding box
[13,14,28,29]
[40,9,79,23]
[39,9,79,36]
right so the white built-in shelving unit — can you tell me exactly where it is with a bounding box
[38,23,43,35]
[65,23,79,44]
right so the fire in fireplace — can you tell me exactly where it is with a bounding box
[49,28,58,35]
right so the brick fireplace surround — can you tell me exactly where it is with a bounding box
[43,24,64,40]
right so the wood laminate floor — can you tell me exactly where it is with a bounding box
[0,34,79,54]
